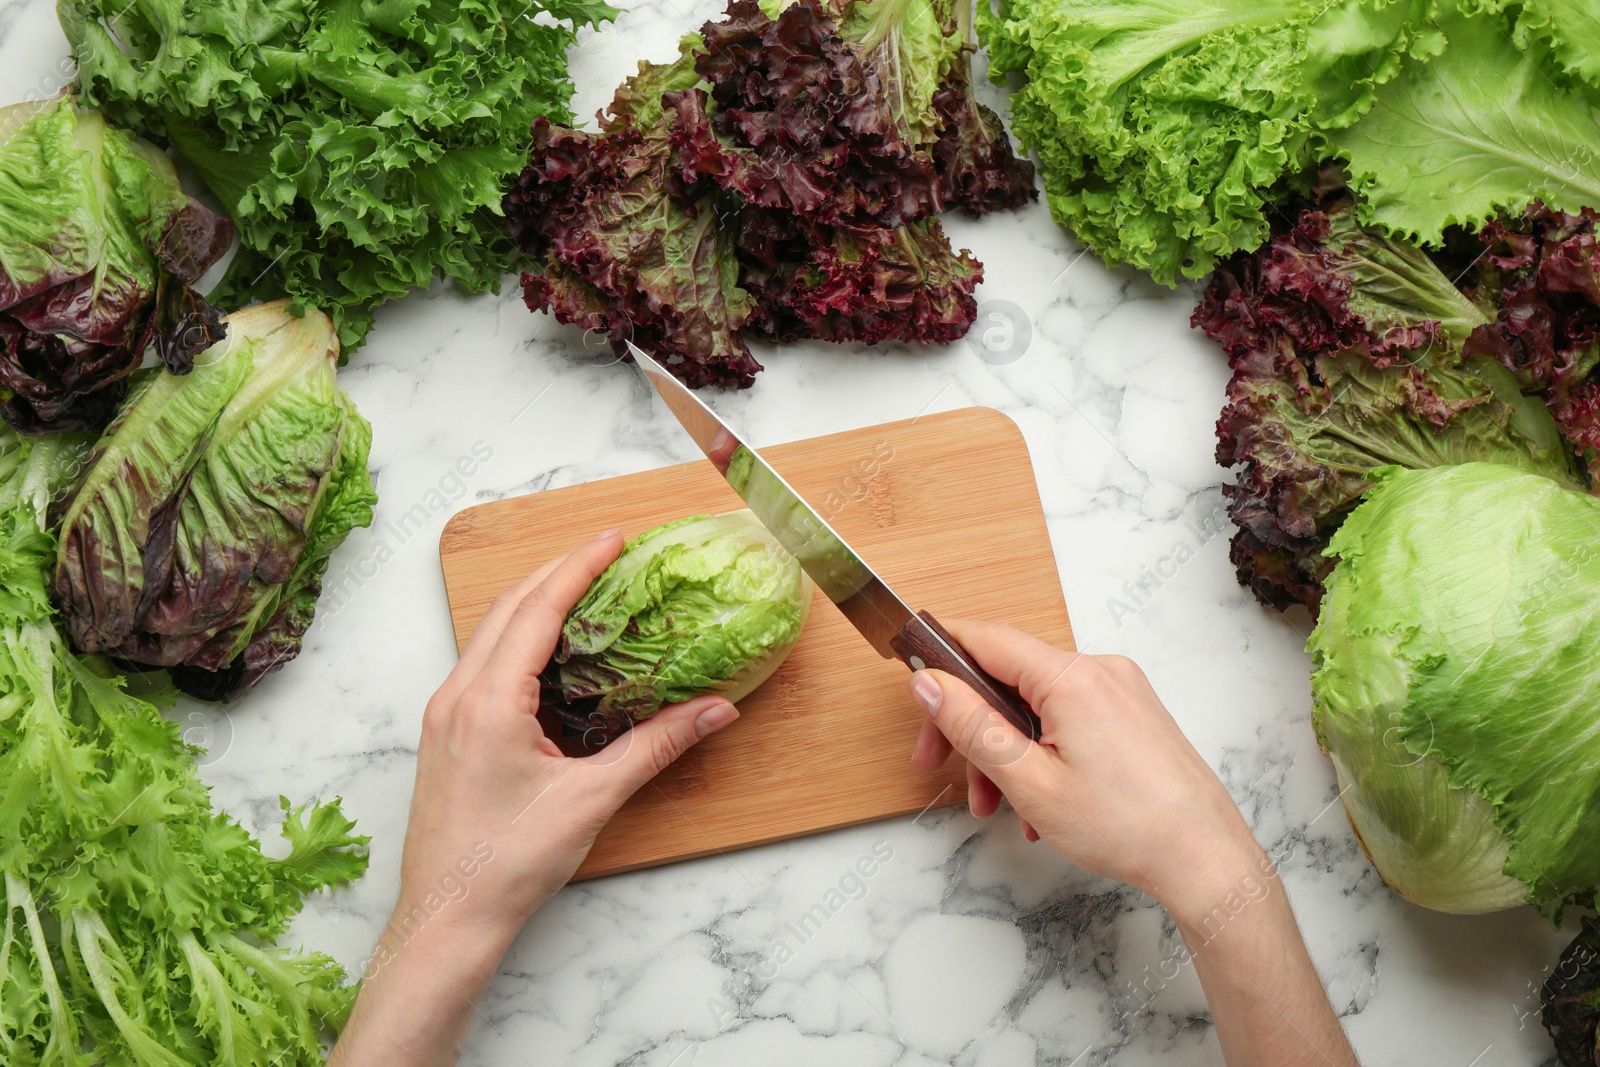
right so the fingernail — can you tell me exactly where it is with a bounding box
[694,702,738,737]
[909,671,943,717]
[594,528,620,541]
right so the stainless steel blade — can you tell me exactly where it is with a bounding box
[626,341,916,658]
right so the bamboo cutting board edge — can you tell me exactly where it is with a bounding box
[438,406,1074,879]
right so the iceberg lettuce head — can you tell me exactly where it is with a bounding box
[1310,462,1600,916]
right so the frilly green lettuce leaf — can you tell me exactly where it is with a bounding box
[1329,11,1600,245]
[0,423,368,1063]
[273,795,373,894]
[979,0,1439,283]
[1467,0,1600,87]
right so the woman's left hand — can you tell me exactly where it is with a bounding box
[330,529,739,1067]
[397,528,738,929]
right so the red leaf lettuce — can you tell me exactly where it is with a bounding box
[1195,191,1587,611]
[503,0,1034,387]
[1463,204,1600,477]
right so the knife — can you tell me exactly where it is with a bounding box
[625,341,1043,743]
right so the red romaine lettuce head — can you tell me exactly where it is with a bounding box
[1197,196,1586,612]
[0,98,231,434]
[1463,204,1600,469]
[53,300,376,702]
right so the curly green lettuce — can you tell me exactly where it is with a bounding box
[1468,0,1600,87]
[0,425,368,1065]
[979,0,1442,284]
[61,0,618,351]
[1328,8,1600,245]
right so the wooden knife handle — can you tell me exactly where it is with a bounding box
[889,610,1043,742]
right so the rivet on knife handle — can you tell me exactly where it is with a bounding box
[889,611,1043,742]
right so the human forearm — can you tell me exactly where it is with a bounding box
[329,534,740,1065]
[328,904,520,1067]
[1166,856,1359,1067]
[905,622,1358,1067]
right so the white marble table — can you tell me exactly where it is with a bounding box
[0,1,1579,1063]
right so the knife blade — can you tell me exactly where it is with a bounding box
[625,341,1042,743]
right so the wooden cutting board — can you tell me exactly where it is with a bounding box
[439,406,1073,879]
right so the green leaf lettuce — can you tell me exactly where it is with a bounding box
[1329,8,1600,244]
[61,0,619,350]
[0,425,368,1064]
[979,0,1442,283]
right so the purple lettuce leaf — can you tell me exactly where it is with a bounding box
[682,0,942,229]
[737,207,981,345]
[1464,204,1600,473]
[503,0,1033,387]
[1197,195,1584,612]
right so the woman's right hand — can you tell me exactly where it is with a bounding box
[908,621,1361,1067]
[907,619,1266,916]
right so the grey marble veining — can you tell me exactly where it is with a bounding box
[0,3,1582,1065]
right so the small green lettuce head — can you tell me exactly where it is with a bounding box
[1309,462,1600,916]
[551,509,813,737]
